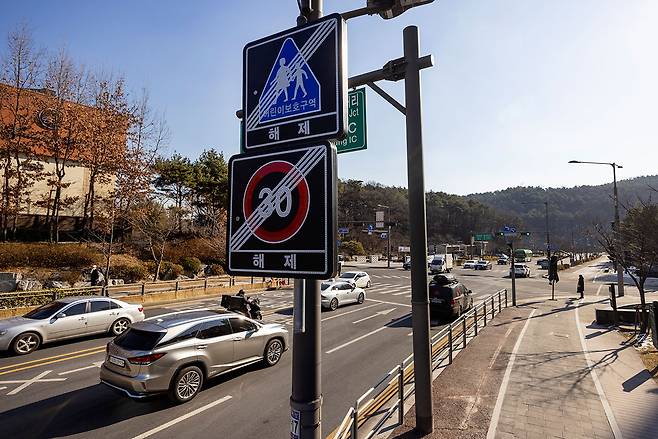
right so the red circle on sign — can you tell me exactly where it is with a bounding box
[243,160,310,243]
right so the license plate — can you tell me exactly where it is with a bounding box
[430,298,443,304]
[108,355,125,367]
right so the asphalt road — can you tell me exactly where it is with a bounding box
[0,262,558,439]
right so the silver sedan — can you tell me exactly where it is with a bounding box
[0,296,145,355]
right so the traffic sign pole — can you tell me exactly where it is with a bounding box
[404,25,434,434]
[291,5,323,439]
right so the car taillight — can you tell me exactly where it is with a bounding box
[128,353,166,365]
[137,306,144,313]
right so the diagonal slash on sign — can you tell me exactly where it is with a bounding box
[246,19,335,130]
[230,146,324,251]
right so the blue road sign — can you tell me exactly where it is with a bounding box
[367,224,374,232]
[338,227,349,235]
[243,14,346,150]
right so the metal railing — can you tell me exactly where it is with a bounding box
[0,275,276,309]
[332,288,508,439]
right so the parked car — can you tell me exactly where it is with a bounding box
[320,281,366,310]
[462,260,478,269]
[0,297,145,355]
[100,309,288,403]
[497,257,509,265]
[510,263,531,278]
[428,274,473,318]
[337,271,371,288]
[475,260,493,270]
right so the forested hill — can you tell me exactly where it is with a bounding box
[468,175,658,251]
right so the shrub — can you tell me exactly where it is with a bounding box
[340,240,366,257]
[206,263,225,276]
[180,256,202,274]
[159,262,184,280]
[0,243,101,269]
[164,238,224,265]
[111,263,148,283]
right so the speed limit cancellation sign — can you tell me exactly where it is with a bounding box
[226,143,337,278]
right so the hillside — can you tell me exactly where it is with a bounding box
[467,175,658,251]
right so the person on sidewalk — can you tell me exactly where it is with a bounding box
[577,274,585,299]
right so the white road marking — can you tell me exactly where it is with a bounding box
[352,308,396,324]
[596,284,604,296]
[326,314,411,354]
[366,298,412,308]
[575,300,623,439]
[392,290,411,296]
[132,395,233,439]
[486,308,536,439]
[0,386,6,390]
[58,361,104,376]
[321,303,381,322]
[489,326,514,369]
[3,370,66,395]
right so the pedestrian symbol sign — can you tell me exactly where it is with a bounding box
[243,14,346,150]
[259,38,321,124]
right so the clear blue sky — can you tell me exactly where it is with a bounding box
[2,1,656,195]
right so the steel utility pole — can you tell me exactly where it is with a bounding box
[568,160,625,297]
[290,5,323,439]
[509,240,516,306]
[404,25,434,434]
[378,204,392,268]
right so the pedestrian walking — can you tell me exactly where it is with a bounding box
[577,274,585,299]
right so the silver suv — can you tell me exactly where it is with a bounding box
[100,309,288,403]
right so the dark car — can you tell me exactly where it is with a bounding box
[428,274,473,319]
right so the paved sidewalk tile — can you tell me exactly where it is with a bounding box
[493,299,615,439]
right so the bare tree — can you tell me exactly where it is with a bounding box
[129,200,176,281]
[0,24,45,240]
[596,202,658,331]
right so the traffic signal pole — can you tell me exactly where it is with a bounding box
[510,240,517,306]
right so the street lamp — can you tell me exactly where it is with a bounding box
[340,0,436,20]
[377,204,392,268]
[568,160,624,296]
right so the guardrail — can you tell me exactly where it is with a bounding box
[331,288,509,439]
[0,275,274,309]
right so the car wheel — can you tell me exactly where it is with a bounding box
[12,332,40,355]
[110,318,131,336]
[264,338,284,367]
[357,293,365,304]
[366,280,371,288]
[330,298,339,311]
[169,366,204,404]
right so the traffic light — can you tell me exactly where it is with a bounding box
[548,256,559,283]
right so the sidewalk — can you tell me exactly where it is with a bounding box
[391,296,658,439]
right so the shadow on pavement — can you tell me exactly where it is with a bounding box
[623,369,655,393]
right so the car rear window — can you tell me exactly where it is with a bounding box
[429,285,454,299]
[114,328,165,351]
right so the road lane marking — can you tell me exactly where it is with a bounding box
[0,386,6,390]
[352,308,396,324]
[321,303,381,322]
[131,395,233,439]
[489,325,514,369]
[326,314,411,354]
[596,284,604,296]
[3,370,67,395]
[486,308,536,439]
[575,300,623,439]
[0,347,106,376]
[391,290,411,296]
[0,345,105,371]
[58,361,104,376]
[366,298,411,308]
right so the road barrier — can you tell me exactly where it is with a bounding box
[0,276,289,313]
[330,288,509,439]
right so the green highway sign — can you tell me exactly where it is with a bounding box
[474,233,493,241]
[334,88,367,154]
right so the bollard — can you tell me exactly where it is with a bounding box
[491,297,495,319]
[484,302,487,326]
[448,325,453,364]
[398,364,404,425]
[474,305,478,336]
[251,276,254,284]
[204,277,208,292]
[462,318,467,348]
[175,281,179,294]
[141,283,145,296]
